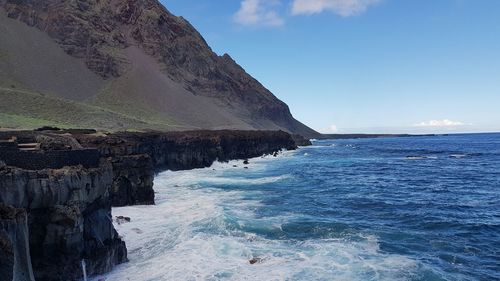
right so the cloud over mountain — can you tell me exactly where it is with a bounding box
[234,0,380,27]
[234,0,284,26]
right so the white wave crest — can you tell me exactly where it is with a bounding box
[94,154,419,281]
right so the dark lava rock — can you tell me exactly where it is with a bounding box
[34,126,61,132]
[0,163,127,281]
[249,257,263,265]
[116,216,132,224]
[0,129,300,280]
[291,134,312,146]
[75,130,298,207]
[0,204,34,281]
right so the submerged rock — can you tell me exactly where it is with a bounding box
[115,216,131,224]
[249,257,263,265]
[131,228,143,234]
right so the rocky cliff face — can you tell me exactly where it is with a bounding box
[75,130,298,206]
[0,162,127,281]
[0,0,319,137]
[0,204,34,281]
[0,129,302,280]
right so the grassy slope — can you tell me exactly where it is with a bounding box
[91,81,187,130]
[0,87,183,130]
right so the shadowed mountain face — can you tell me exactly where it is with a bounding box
[0,0,319,138]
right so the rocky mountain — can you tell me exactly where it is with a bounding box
[0,0,319,138]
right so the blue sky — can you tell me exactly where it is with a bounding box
[162,0,500,134]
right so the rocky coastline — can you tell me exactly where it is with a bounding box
[0,129,306,281]
[75,130,300,206]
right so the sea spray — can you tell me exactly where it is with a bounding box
[93,155,420,280]
[82,259,87,281]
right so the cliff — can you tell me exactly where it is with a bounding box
[0,129,303,280]
[75,130,298,206]
[0,0,319,138]
[0,161,127,281]
[0,204,34,281]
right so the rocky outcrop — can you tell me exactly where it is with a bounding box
[75,130,298,206]
[291,134,313,146]
[1,0,127,78]
[109,154,154,207]
[0,162,127,281]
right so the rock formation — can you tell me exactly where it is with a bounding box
[75,130,298,206]
[0,204,34,281]
[0,160,127,281]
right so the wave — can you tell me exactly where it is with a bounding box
[94,161,423,281]
[405,156,438,160]
[200,174,293,186]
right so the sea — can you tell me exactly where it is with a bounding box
[94,133,500,281]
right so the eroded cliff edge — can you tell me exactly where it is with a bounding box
[0,129,306,280]
[75,130,300,206]
[0,161,127,281]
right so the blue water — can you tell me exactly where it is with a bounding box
[98,133,500,281]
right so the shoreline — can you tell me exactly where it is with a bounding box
[93,149,299,280]
[0,129,303,281]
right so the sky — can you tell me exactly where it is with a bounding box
[162,0,500,134]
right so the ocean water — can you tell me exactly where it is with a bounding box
[95,134,500,281]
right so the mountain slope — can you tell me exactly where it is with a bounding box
[0,0,319,137]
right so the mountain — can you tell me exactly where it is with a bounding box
[0,0,319,138]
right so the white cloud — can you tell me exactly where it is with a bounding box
[414,119,465,127]
[291,0,381,16]
[329,124,339,133]
[234,0,285,27]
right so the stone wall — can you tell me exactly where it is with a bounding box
[0,149,100,170]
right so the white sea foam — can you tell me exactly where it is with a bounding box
[405,156,438,160]
[94,155,419,281]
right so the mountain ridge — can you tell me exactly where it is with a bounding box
[0,0,319,138]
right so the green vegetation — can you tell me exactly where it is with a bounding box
[91,81,187,129]
[0,87,184,131]
[0,113,69,129]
